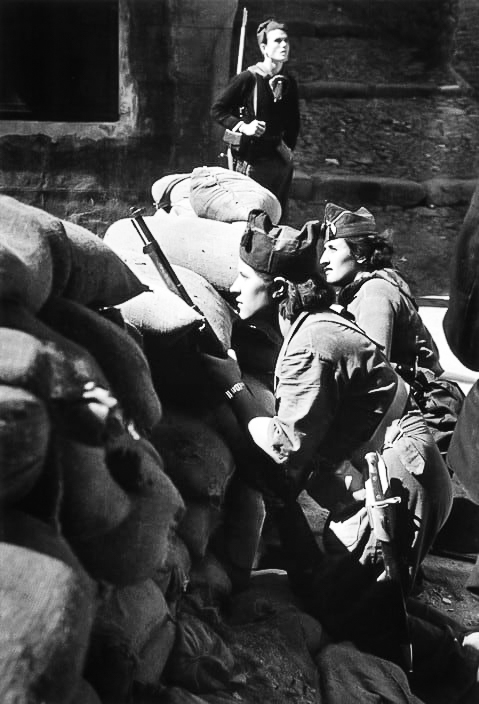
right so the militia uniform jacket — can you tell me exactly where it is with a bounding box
[339,269,443,378]
[211,67,300,161]
[261,310,451,526]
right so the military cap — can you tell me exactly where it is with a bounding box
[322,202,377,241]
[256,19,288,46]
[240,209,319,283]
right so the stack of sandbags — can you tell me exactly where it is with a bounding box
[0,195,254,703]
[0,195,189,703]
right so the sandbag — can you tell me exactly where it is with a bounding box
[70,679,102,704]
[315,642,422,703]
[153,532,192,602]
[60,433,184,585]
[0,326,105,402]
[40,296,163,437]
[151,173,196,217]
[177,501,222,562]
[0,542,96,704]
[104,210,245,294]
[86,579,176,702]
[113,248,205,344]
[0,301,110,391]
[0,194,71,297]
[0,385,50,503]
[109,249,236,352]
[165,612,235,694]
[188,552,232,602]
[160,687,210,703]
[152,411,235,504]
[0,194,62,309]
[2,508,86,572]
[61,219,148,307]
[189,166,282,224]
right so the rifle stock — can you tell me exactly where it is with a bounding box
[130,212,227,358]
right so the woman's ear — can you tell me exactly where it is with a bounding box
[271,276,288,300]
[356,256,366,265]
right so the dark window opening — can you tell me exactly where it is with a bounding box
[0,0,119,122]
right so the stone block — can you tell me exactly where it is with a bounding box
[423,177,476,206]
[310,173,426,207]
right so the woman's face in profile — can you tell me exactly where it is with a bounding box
[230,259,273,320]
[319,238,359,287]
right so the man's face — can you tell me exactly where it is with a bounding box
[230,259,273,320]
[261,29,290,63]
[320,238,359,287]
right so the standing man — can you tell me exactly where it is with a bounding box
[211,19,300,217]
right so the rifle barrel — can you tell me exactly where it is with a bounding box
[131,214,226,357]
[236,7,248,75]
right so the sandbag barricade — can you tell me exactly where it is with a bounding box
[189,166,282,224]
[0,198,194,699]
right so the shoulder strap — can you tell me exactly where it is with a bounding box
[155,174,190,212]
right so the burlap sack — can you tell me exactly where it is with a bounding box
[40,297,163,438]
[108,248,235,352]
[104,211,245,294]
[2,508,86,572]
[61,434,185,585]
[151,173,195,217]
[0,194,71,297]
[61,219,148,307]
[152,411,235,504]
[0,542,96,704]
[189,166,282,224]
[112,248,204,344]
[0,385,49,503]
[0,194,68,309]
[165,612,234,694]
[0,302,110,392]
[86,579,176,701]
[177,501,222,562]
[153,533,192,602]
[188,552,232,602]
[69,679,102,704]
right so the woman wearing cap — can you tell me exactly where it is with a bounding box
[199,214,479,693]
[202,212,451,586]
[211,19,300,214]
[319,203,464,458]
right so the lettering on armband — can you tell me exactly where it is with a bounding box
[225,381,246,401]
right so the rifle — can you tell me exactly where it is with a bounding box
[364,451,413,673]
[222,7,248,169]
[129,208,226,358]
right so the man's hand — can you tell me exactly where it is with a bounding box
[240,120,266,137]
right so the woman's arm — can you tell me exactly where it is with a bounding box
[201,343,338,470]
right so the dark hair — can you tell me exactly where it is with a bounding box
[344,233,394,271]
[278,275,336,322]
